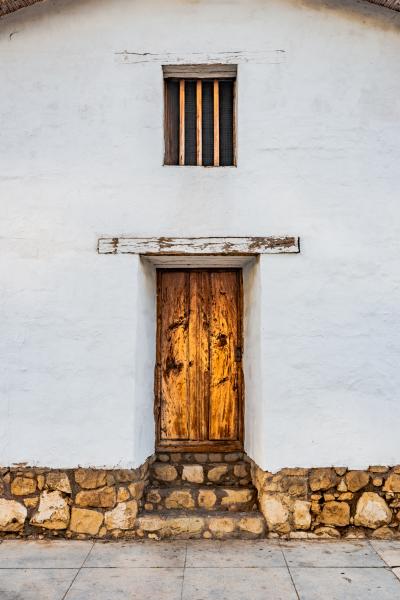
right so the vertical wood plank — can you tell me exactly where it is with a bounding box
[188,272,210,440]
[179,79,185,166]
[159,271,190,440]
[196,80,202,166]
[209,272,239,440]
[213,79,220,167]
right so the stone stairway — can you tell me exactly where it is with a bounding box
[135,452,266,539]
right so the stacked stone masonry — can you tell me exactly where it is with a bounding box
[1,456,400,539]
[135,452,266,539]
[0,461,151,539]
[251,463,400,540]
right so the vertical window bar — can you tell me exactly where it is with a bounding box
[213,80,220,167]
[202,81,214,167]
[196,80,202,166]
[164,80,179,165]
[219,80,234,166]
[184,81,197,166]
[179,79,185,166]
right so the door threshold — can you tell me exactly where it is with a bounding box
[156,441,243,453]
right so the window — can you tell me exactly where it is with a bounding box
[163,64,237,167]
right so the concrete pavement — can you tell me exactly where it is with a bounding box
[0,538,399,599]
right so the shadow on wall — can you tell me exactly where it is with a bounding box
[1,0,400,37]
[284,0,400,32]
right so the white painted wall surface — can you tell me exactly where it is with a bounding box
[1,0,400,469]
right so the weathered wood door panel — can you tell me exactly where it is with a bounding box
[209,272,239,441]
[156,269,243,452]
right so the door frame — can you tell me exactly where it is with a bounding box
[154,268,244,453]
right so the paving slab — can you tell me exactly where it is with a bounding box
[370,540,400,567]
[290,566,400,599]
[0,540,93,569]
[393,567,400,581]
[186,539,285,568]
[0,568,77,600]
[65,567,183,600]
[86,540,187,568]
[182,566,297,600]
[281,541,384,568]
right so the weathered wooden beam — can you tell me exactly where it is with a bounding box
[97,236,300,255]
[163,64,238,79]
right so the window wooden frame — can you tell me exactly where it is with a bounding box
[163,65,237,167]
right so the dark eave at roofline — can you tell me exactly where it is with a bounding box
[1,0,400,19]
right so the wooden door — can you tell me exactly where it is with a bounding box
[155,269,243,452]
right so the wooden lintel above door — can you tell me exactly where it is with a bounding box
[97,236,300,255]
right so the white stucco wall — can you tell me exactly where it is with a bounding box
[1,0,400,469]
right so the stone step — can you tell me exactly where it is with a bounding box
[135,510,266,539]
[144,485,258,512]
[150,461,252,487]
[156,451,244,464]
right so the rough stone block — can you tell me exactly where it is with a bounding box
[153,464,178,482]
[208,466,228,483]
[345,470,370,492]
[293,500,311,530]
[238,516,265,534]
[138,515,204,537]
[128,481,145,499]
[208,516,235,536]
[264,474,307,497]
[233,464,248,478]
[46,472,71,494]
[165,490,194,509]
[383,474,400,493]
[372,525,395,539]
[117,487,130,503]
[354,492,392,529]
[182,465,204,484]
[105,500,138,530]
[221,488,253,506]
[198,489,217,509]
[0,499,27,531]
[30,491,70,530]
[309,468,337,492]
[24,497,39,509]
[320,501,350,527]
[314,526,341,538]
[225,453,242,462]
[194,454,208,463]
[70,507,103,535]
[208,453,222,462]
[260,495,290,534]
[76,486,116,509]
[147,489,162,504]
[75,469,107,490]
[11,477,37,496]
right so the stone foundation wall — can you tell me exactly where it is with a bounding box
[2,458,400,540]
[0,459,152,539]
[251,463,400,540]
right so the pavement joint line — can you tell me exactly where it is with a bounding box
[279,539,300,600]
[61,540,95,600]
[368,538,399,569]
[179,541,188,600]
